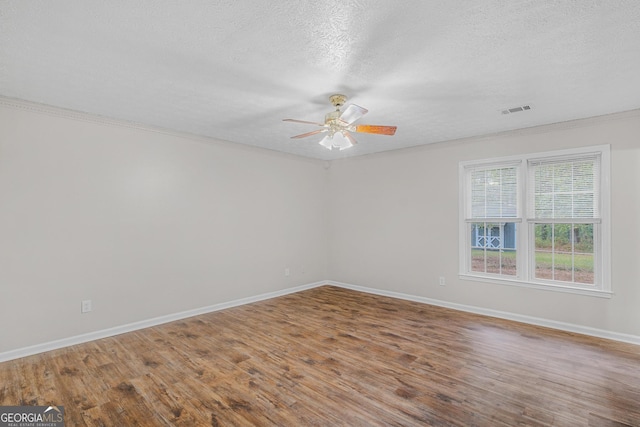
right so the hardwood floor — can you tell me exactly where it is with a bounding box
[1,285,639,426]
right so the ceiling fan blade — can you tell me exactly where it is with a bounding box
[354,125,397,136]
[283,118,326,126]
[339,104,368,124]
[291,129,328,139]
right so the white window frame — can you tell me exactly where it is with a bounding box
[459,145,611,298]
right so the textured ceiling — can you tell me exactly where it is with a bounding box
[1,1,640,160]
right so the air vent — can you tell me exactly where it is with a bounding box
[501,105,531,115]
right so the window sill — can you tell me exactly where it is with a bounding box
[458,274,612,298]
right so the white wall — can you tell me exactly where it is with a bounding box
[2,99,638,357]
[327,111,640,337]
[0,100,328,353]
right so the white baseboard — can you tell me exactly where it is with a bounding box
[0,281,325,363]
[326,280,640,346]
[2,279,638,363]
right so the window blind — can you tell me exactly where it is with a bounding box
[468,166,518,219]
[528,155,600,220]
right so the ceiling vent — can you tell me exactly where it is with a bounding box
[501,105,531,115]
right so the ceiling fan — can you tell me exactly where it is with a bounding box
[283,94,397,151]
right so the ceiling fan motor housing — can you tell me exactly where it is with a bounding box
[325,110,351,135]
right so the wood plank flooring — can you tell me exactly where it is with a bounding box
[1,285,639,426]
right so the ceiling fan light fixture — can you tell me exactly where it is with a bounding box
[332,132,353,151]
[318,132,353,151]
[319,135,333,149]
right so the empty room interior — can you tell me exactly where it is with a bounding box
[1,1,640,426]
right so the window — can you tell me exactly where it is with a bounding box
[459,145,610,296]
[468,164,519,277]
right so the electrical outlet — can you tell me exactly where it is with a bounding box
[439,276,446,286]
[81,299,92,313]
[284,268,290,277]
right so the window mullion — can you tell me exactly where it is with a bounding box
[519,161,528,281]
